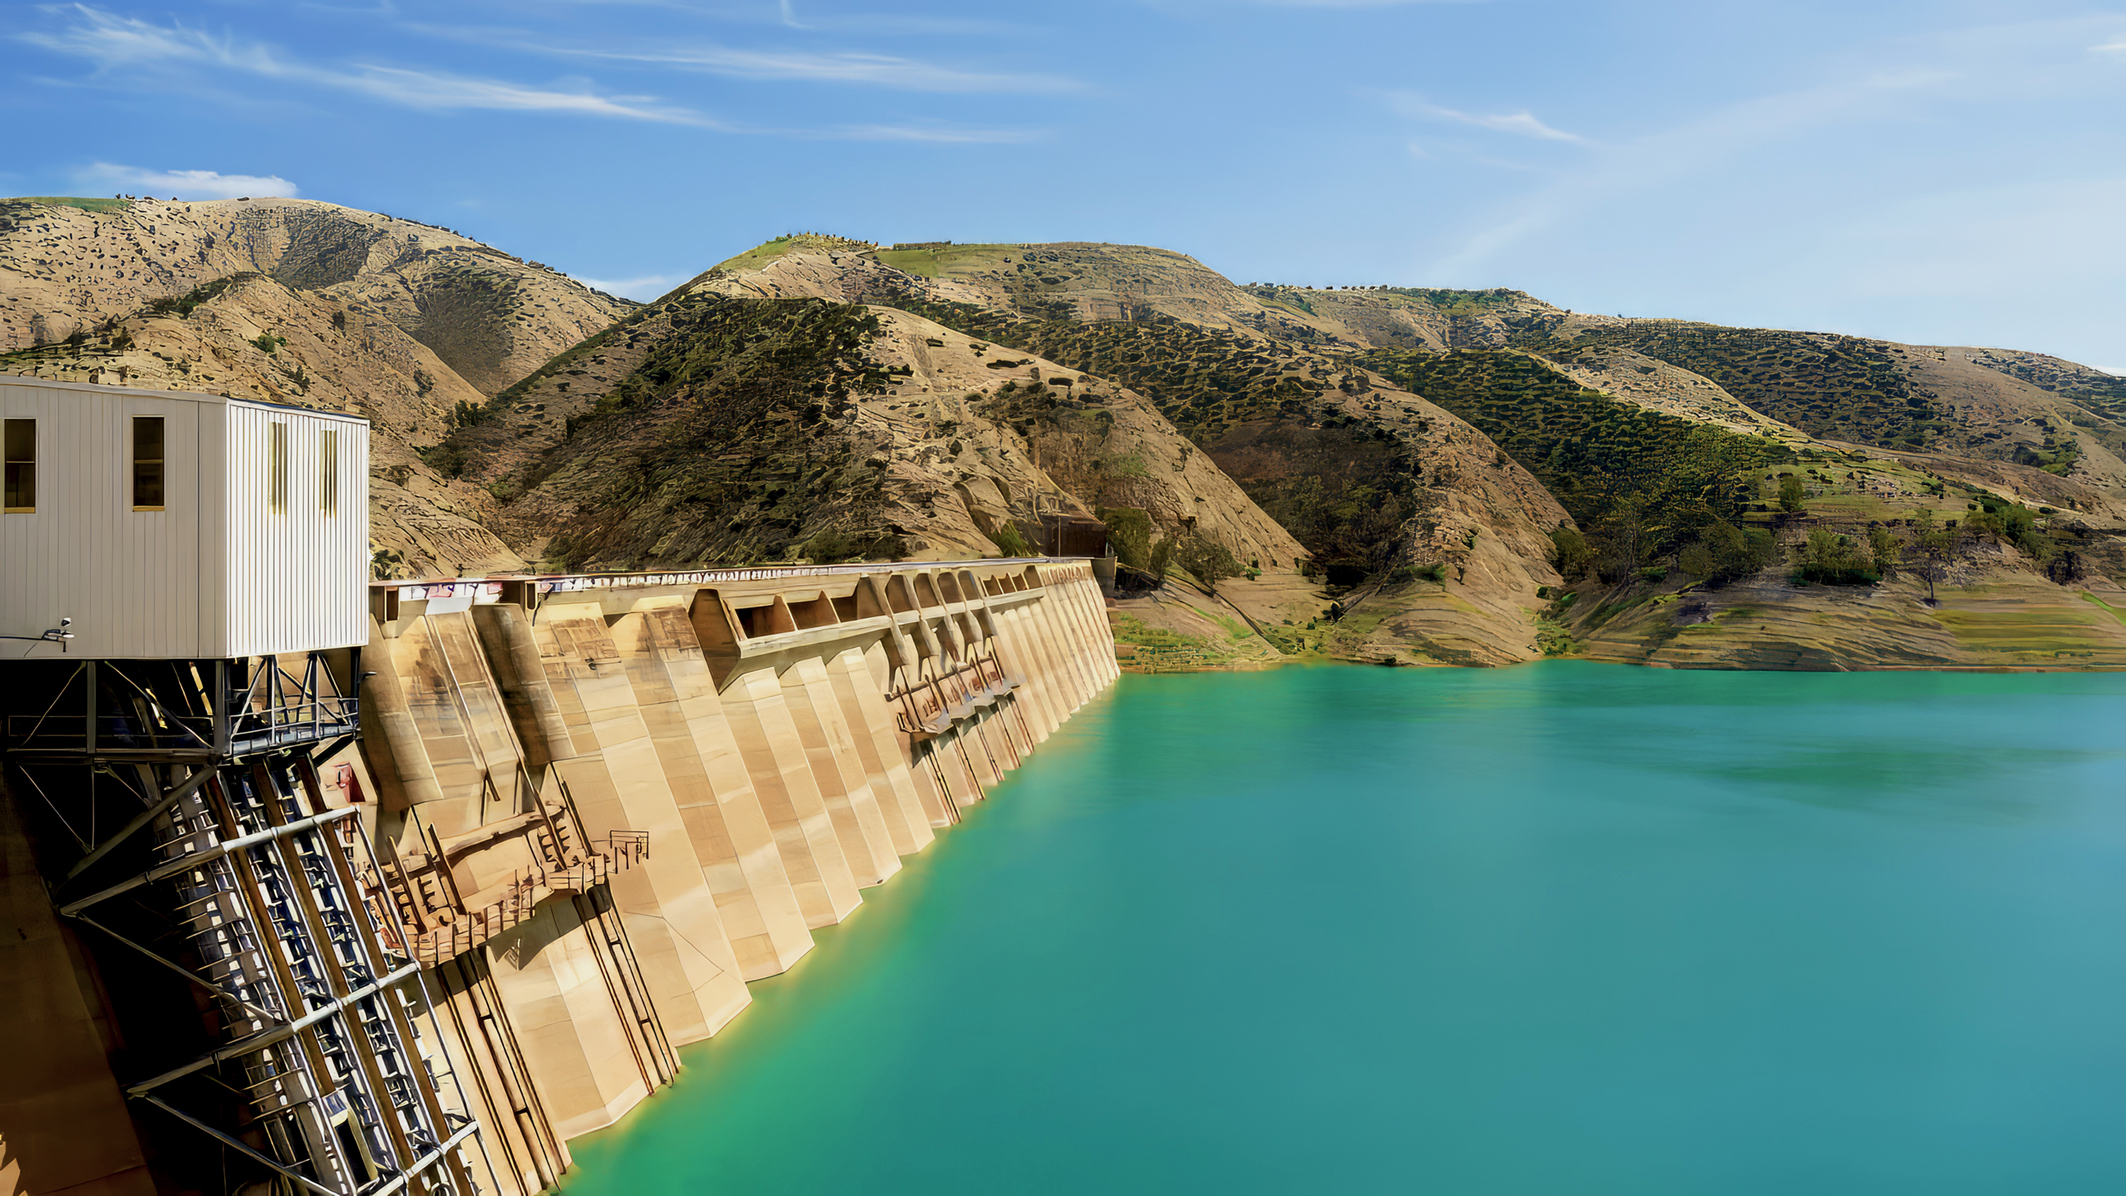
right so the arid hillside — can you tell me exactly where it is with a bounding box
[429,287,1309,579]
[653,234,2126,669]
[431,238,1574,665]
[0,196,633,574]
[11,203,2126,670]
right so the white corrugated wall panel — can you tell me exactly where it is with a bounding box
[0,380,209,659]
[1,379,367,660]
[222,401,369,657]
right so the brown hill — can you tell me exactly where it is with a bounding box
[431,287,1308,579]
[0,197,634,575]
[459,241,1574,664]
[12,203,2126,671]
[666,235,2126,669]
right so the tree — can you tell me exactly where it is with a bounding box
[1778,473,1806,513]
[1905,509,1955,604]
[1174,532,1241,595]
[1676,519,1776,585]
[1549,525,1593,580]
[1148,532,1176,587]
[1868,525,1899,579]
[1795,529,1876,584]
[1594,498,1647,583]
[1098,506,1154,573]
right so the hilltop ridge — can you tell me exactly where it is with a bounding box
[0,196,633,572]
[10,204,2126,669]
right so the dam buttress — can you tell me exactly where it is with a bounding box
[0,375,1120,1196]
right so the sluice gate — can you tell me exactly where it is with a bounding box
[0,379,1120,1196]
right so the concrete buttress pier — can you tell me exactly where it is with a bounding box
[0,553,1116,1196]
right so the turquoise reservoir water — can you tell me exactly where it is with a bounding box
[561,663,2126,1193]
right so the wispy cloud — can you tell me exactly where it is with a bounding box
[20,5,715,124]
[19,5,1044,141]
[571,272,680,299]
[78,162,298,199]
[400,17,1082,96]
[2095,40,2126,52]
[510,40,1081,94]
[1389,93,1586,142]
[1426,16,2126,278]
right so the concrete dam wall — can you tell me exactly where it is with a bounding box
[0,558,1116,1196]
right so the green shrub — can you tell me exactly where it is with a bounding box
[987,524,1034,558]
[1149,532,1176,583]
[1675,519,1776,584]
[805,528,902,562]
[1098,506,1154,572]
[1174,533,1241,595]
[1550,526,1594,579]
[1793,528,1878,585]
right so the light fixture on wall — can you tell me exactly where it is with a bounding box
[2,616,73,651]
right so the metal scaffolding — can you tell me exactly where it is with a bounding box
[4,652,497,1196]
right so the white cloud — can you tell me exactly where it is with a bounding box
[1389,93,1585,142]
[20,6,1042,140]
[2095,41,2126,52]
[19,5,714,125]
[538,43,1082,94]
[571,272,681,300]
[77,163,298,199]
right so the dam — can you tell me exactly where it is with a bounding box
[0,378,1119,1196]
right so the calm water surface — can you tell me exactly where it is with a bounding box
[561,663,2126,1194]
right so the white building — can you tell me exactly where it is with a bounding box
[0,377,369,660]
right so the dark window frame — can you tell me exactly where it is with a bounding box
[132,415,166,511]
[3,418,34,514]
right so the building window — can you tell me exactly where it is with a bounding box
[132,416,165,510]
[3,418,32,513]
[320,428,338,515]
[268,421,287,513]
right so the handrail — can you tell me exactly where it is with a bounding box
[370,555,1101,592]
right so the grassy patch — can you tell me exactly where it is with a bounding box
[873,244,1024,278]
[7,196,132,213]
[2079,593,2126,626]
[1929,608,2112,654]
[711,233,875,275]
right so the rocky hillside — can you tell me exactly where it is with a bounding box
[431,285,1307,577]
[0,197,632,573]
[642,234,2126,669]
[11,202,2126,670]
[427,236,1573,665]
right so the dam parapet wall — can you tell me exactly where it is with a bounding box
[0,557,1117,1196]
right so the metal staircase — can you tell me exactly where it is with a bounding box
[6,653,496,1196]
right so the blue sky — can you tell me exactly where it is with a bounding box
[8,1,2124,371]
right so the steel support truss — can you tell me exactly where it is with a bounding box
[25,733,499,1196]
